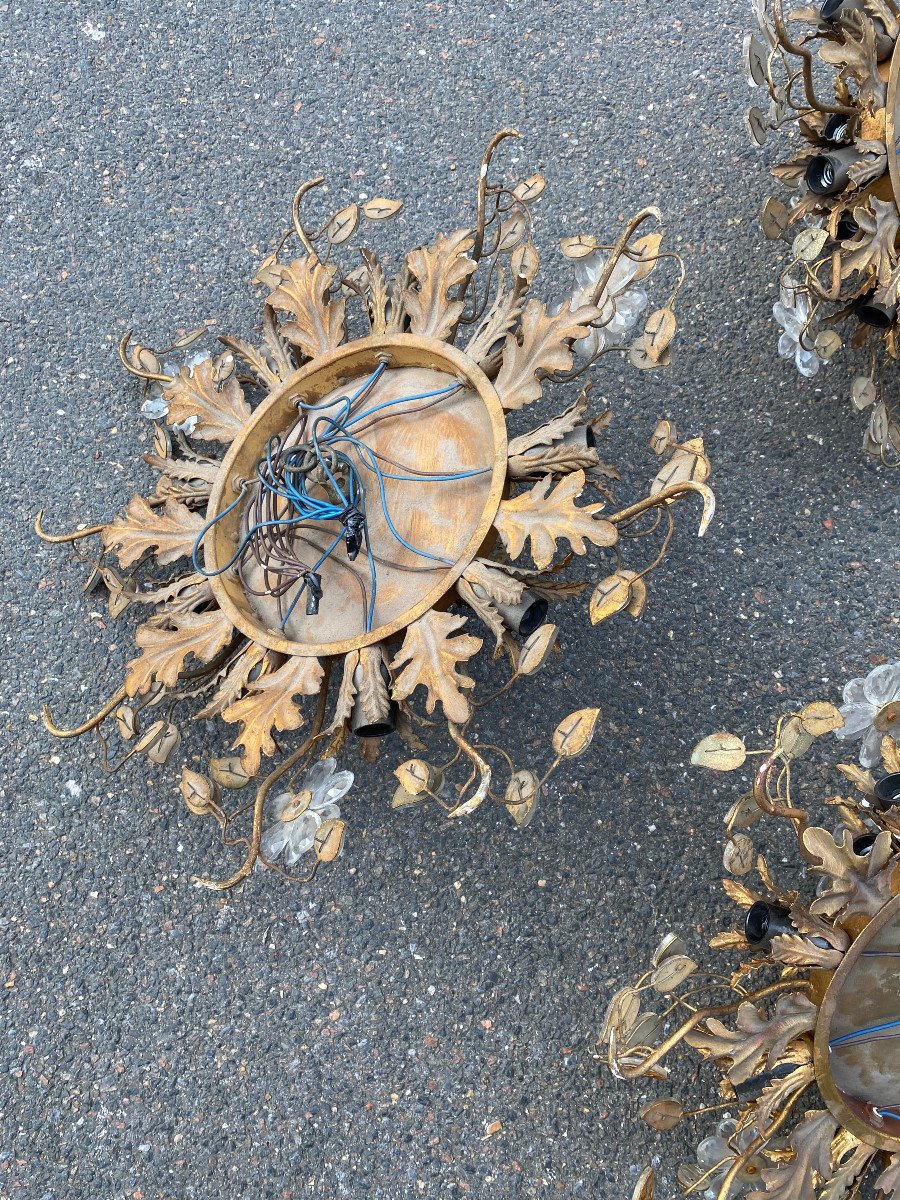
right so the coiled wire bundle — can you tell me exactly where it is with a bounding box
[193,364,490,633]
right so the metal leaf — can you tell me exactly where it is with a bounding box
[505,769,539,828]
[651,955,697,993]
[793,227,828,263]
[362,197,403,220]
[209,755,252,789]
[496,212,526,253]
[511,240,539,285]
[642,308,677,364]
[560,234,600,259]
[640,1098,684,1131]
[512,173,545,203]
[799,700,844,736]
[589,572,635,625]
[222,655,324,776]
[179,767,215,816]
[102,496,205,569]
[125,608,235,697]
[691,732,747,771]
[266,255,346,360]
[723,834,754,876]
[494,299,601,410]
[403,228,477,341]
[551,707,600,758]
[760,195,791,240]
[314,818,346,863]
[390,610,483,725]
[494,470,617,570]
[325,203,359,245]
[652,933,688,967]
[394,759,437,796]
[517,623,558,677]
[684,992,818,1085]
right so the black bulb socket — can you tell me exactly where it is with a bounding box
[874,772,900,810]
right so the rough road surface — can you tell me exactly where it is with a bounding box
[1,2,897,1197]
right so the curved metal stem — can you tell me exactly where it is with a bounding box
[291,177,326,258]
[118,332,173,383]
[588,206,663,309]
[34,509,106,544]
[772,0,855,115]
[194,659,333,891]
[42,685,127,739]
[609,480,716,538]
[471,129,521,263]
[613,979,810,1080]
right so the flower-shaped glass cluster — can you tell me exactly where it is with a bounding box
[260,758,352,867]
[837,659,900,767]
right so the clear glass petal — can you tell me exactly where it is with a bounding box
[283,812,320,865]
[314,770,354,808]
[777,331,797,359]
[863,663,900,707]
[697,1137,730,1171]
[842,676,868,706]
[261,822,291,862]
[795,348,820,378]
[860,724,884,769]
[316,803,342,823]
[836,702,874,740]
[303,757,336,797]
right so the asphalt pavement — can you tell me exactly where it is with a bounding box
[1,2,897,1197]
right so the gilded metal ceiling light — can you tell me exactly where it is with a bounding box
[602,660,900,1200]
[37,131,714,890]
[746,0,900,463]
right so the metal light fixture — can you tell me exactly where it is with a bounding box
[602,683,900,1200]
[36,132,715,889]
[745,1,900,463]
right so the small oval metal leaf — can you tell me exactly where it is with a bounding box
[625,1011,663,1049]
[179,767,215,815]
[552,707,601,758]
[600,986,640,1039]
[723,834,754,876]
[137,347,161,375]
[625,574,648,617]
[760,196,790,240]
[792,227,828,263]
[631,232,663,281]
[800,700,844,736]
[745,106,769,146]
[511,240,539,284]
[326,203,359,245]
[874,700,900,734]
[652,932,688,967]
[649,418,675,455]
[778,714,814,761]
[629,336,664,370]
[133,719,167,755]
[497,213,526,253]
[146,721,180,765]
[314,817,346,863]
[851,375,878,411]
[589,573,633,625]
[512,173,546,203]
[631,1167,655,1200]
[642,308,676,363]
[743,33,769,85]
[363,197,403,220]
[116,704,137,741]
[518,623,558,677]
[814,330,841,360]
[394,758,434,796]
[560,234,599,259]
[171,325,207,350]
[726,791,763,831]
[650,954,697,993]
[505,769,539,828]
[210,754,252,789]
[391,783,426,810]
[690,732,747,771]
[640,1098,685,1132]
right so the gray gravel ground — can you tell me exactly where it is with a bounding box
[1,1,898,1197]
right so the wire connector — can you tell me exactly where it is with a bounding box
[305,571,323,617]
[341,504,366,561]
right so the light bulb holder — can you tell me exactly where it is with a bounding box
[805,147,874,197]
[874,772,900,810]
[857,294,897,329]
[745,901,793,947]
[349,661,397,739]
[819,0,894,59]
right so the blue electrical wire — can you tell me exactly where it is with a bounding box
[830,1018,900,1048]
[191,364,486,635]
